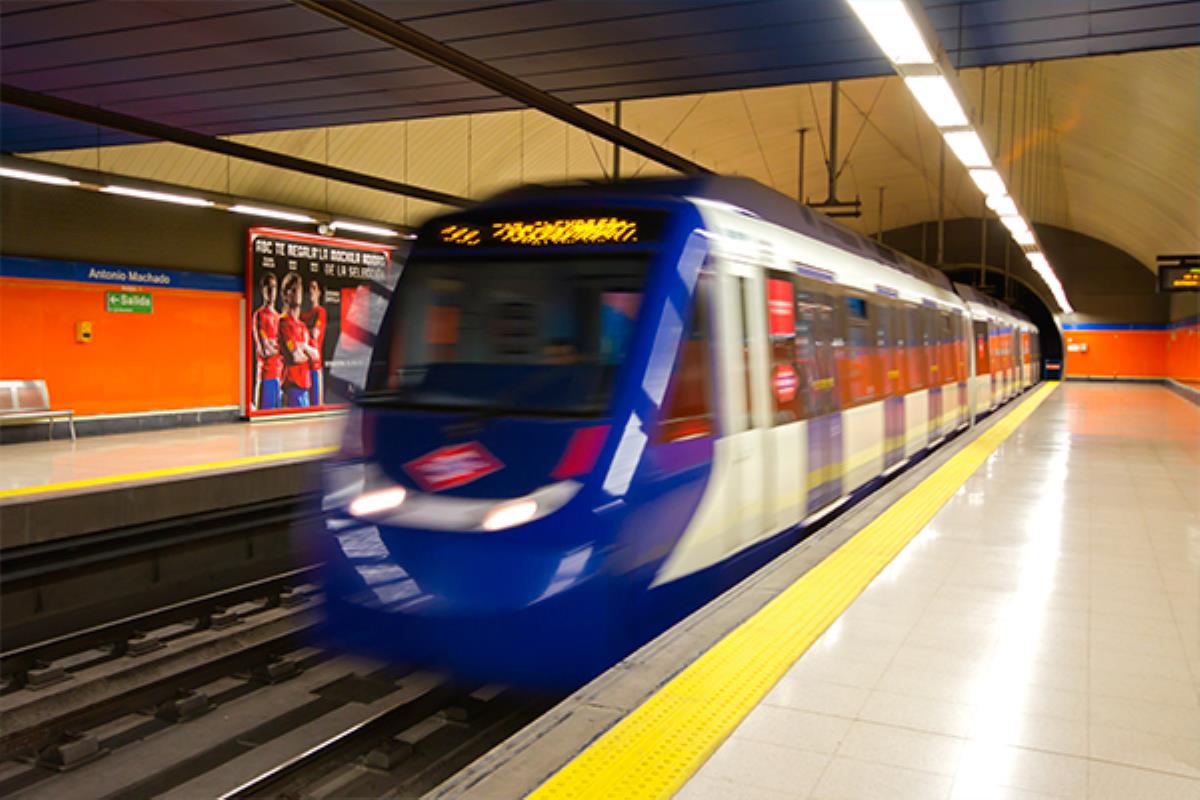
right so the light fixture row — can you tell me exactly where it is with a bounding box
[0,165,414,240]
[846,0,1072,314]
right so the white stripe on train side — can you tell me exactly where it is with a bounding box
[651,198,1036,588]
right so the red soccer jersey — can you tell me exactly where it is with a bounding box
[300,305,328,370]
[254,307,283,379]
[279,313,313,389]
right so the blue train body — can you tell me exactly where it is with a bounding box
[313,177,1039,689]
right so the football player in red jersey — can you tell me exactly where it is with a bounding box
[301,279,328,407]
[252,273,282,410]
[279,272,320,408]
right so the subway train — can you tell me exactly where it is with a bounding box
[314,176,1039,689]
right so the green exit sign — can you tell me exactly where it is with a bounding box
[106,291,153,314]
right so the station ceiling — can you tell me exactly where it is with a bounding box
[3,0,1196,150]
[2,1,1198,278]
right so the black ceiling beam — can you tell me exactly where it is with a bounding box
[293,0,710,176]
[0,83,470,208]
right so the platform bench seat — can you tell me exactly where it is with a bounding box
[0,380,76,441]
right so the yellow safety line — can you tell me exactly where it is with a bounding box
[530,382,1060,800]
[0,446,336,500]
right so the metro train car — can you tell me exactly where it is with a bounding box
[314,176,1039,688]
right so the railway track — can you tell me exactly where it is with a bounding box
[1,560,555,799]
[2,618,551,799]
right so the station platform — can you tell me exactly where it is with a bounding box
[0,416,342,547]
[444,383,1199,800]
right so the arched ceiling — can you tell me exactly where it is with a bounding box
[2,2,1197,277]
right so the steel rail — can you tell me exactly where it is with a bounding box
[1,565,320,686]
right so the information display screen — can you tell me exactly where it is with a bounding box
[429,210,666,249]
[1160,264,1200,292]
[245,228,401,417]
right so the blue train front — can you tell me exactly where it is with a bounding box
[316,187,720,689]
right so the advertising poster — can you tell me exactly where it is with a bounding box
[245,228,400,417]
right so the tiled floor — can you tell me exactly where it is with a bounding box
[677,384,1200,799]
[0,415,344,497]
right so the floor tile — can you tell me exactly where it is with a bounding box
[1087,761,1200,800]
[732,704,852,755]
[694,737,830,796]
[811,756,952,800]
[835,720,964,776]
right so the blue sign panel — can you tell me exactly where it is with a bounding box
[0,256,242,293]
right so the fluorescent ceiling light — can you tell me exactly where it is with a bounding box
[1027,252,1049,270]
[986,194,1018,216]
[847,0,934,65]
[102,184,213,207]
[1012,227,1036,245]
[943,130,992,169]
[904,75,968,128]
[1,166,80,186]
[331,220,399,238]
[229,204,316,224]
[1000,215,1029,235]
[969,168,1006,197]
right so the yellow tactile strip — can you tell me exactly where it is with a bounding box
[530,382,1060,800]
[0,446,336,501]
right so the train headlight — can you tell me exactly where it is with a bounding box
[349,487,407,518]
[482,498,538,531]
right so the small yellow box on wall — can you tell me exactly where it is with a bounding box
[75,321,93,343]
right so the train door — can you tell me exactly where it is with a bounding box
[880,300,905,471]
[765,272,806,530]
[956,312,970,427]
[973,318,991,414]
[924,307,943,445]
[797,282,841,515]
[715,262,770,549]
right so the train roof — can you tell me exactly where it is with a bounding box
[487,176,955,294]
[954,282,1029,324]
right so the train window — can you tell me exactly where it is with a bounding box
[974,319,991,375]
[658,276,715,443]
[794,279,837,419]
[766,274,802,424]
[905,306,927,391]
[736,277,756,431]
[841,295,878,407]
[938,312,954,385]
[366,254,648,416]
[921,308,939,386]
[877,301,898,397]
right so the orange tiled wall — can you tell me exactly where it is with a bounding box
[1064,321,1200,382]
[0,278,241,415]
[1167,319,1200,382]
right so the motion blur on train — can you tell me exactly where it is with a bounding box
[314,177,1039,689]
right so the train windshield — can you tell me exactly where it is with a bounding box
[364,254,649,416]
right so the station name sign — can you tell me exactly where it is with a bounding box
[1158,255,1200,292]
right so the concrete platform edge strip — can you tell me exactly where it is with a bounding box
[528,381,1061,800]
[0,445,337,501]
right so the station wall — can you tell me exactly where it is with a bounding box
[1,181,247,416]
[0,276,240,415]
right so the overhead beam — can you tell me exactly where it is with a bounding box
[293,0,710,176]
[0,83,471,208]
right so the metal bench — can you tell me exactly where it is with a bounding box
[0,380,76,441]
